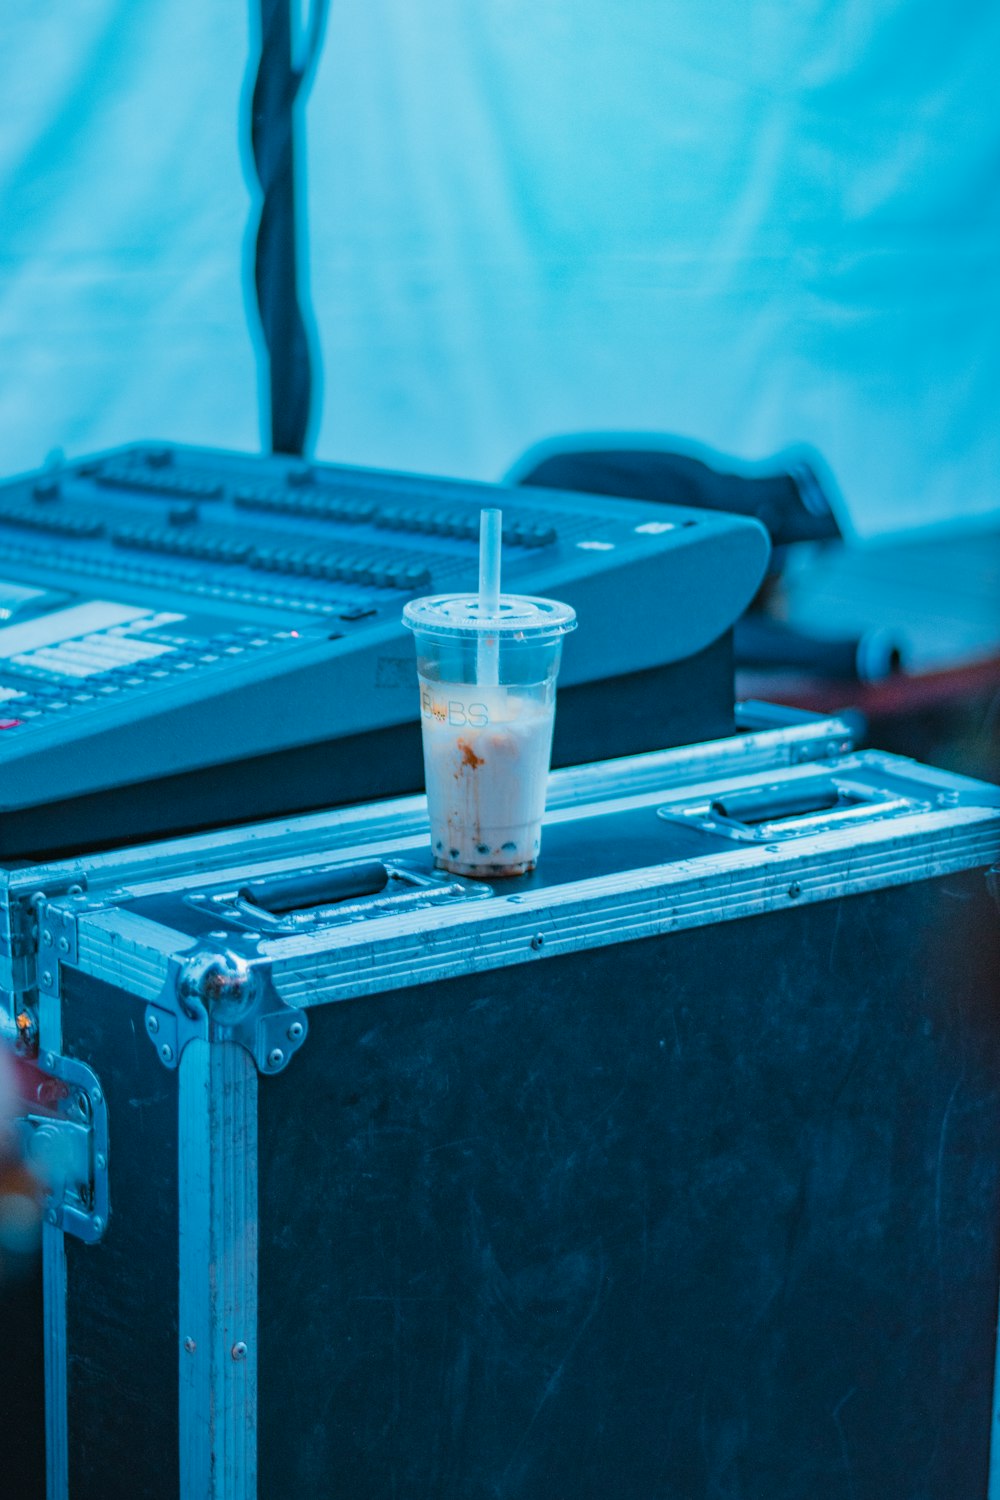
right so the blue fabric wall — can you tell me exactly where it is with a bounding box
[1,1,998,538]
[0,2,258,465]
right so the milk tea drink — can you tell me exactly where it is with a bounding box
[402,594,577,877]
[418,683,554,874]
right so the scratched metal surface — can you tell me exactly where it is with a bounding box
[254,867,1000,1499]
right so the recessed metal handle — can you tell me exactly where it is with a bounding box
[658,773,920,844]
[189,861,494,934]
[709,779,842,826]
[238,860,389,914]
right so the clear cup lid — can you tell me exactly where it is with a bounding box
[402,593,577,639]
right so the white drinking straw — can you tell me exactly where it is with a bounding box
[477,507,502,686]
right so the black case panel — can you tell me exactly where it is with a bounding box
[257,870,1000,1500]
[62,970,180,1500]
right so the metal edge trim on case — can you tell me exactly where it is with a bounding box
[71,754,878,915]
[61,801,1000,1004]
[43,1224,68,1500]
[65,809,1000,1006]
[179,1041,258,1500]
[257,810,1000,1009]
[38,986,68,1500]
[546,712,855,803]
[3,720,857,906]
[75,910,189,1002]
[267,801,996,965]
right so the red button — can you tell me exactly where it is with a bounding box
[0,718,22,729]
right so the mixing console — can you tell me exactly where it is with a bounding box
[0,444,768,856]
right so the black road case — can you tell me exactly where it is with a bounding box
[26,747,1000,1499]
[1,704,855,1499]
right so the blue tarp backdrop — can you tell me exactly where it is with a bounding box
[1,0,998,538]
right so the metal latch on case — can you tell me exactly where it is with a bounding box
[16,1052,109,1244]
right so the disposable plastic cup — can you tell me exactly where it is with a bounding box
[402,594,577,877]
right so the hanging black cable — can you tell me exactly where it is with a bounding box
[249,0,329,455]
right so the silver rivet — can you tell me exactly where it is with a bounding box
[160,1043,174,1063]
[231,1341,248,1361]
[287,1022,304,1041]
[91,1087,102,1105]
[95,1153,106,1171]
[92,1216,104,1235]
[267,1048,284,1069]
[146,1013,159,1034]
[57,937,69,954]
[787,882,802,900]
[41,972,53,989]
[46,1208,58,1225]
[184,1337,197,1354]
[42,929,52,945]
[530,933,545,951]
